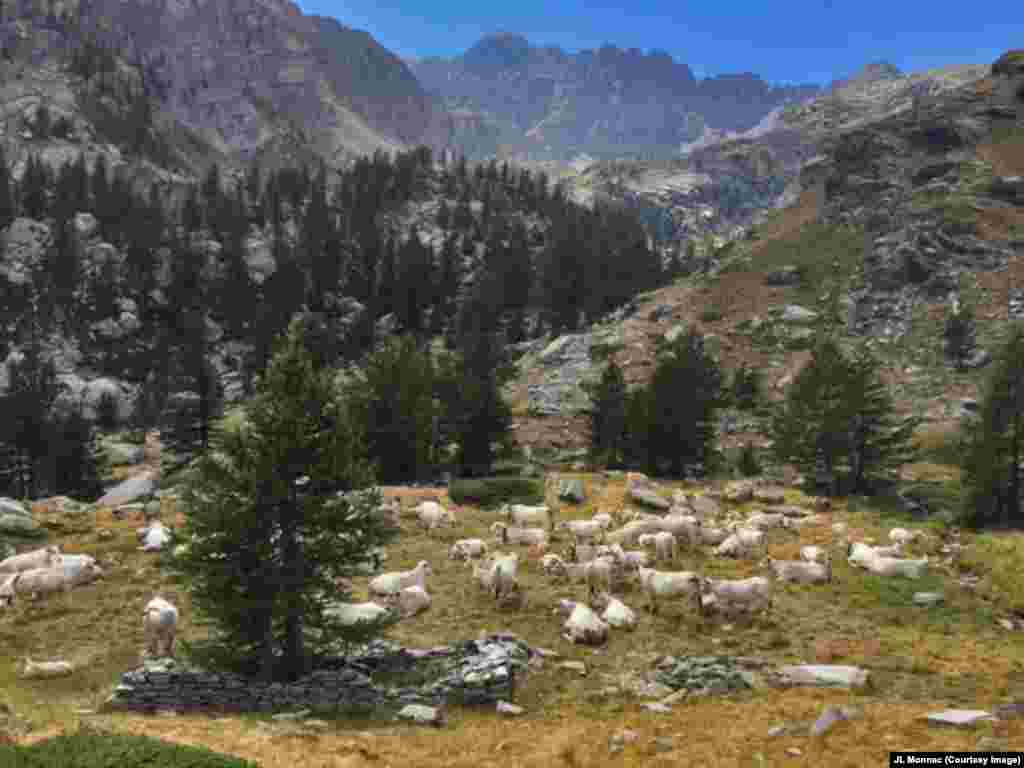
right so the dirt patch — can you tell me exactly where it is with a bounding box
[977,136,1024,176]
[975,255,1024,320]
[749,189,823,252]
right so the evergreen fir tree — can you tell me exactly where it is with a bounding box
[172,317,396,683]
[581,348,629,468]
[771,337,854,496]
[643,326,724,477]
[345,334,441,483]
[0,145,15,228]
[944,299,977,371]
[48,402,107,501]
[21,154,48,220]
[445,277,514,477]
[0,308,67,498]
[961,324,1024,528]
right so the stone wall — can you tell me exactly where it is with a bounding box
[101,635,532,716]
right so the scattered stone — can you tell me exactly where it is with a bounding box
[913,592,944,607]
[106,443,145,466]
[781,305,818,323]
[660,690,689,707]
[655,656,752,694]
[775,665,870,689]
[96,529,114,541]
[0,498,29,517]
[924,710,995,728]
[496,701,524,716]
[558,661,587,676]
[765,266,802,286]
[652,736,674,753]
[640,702,673,714]
[534,647,560,658]
[963,349,992,370]
[271,709,311,721]
[609,729,639,753]
[786,747,803,757]
[396,704,444,727]
[628,482,671,510]
[558,479,586,504]
[811,705,859,736]
[97,471,158,508]
[753,487,786,504]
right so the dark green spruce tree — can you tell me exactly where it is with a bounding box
[172,317,396,684]
[961,324,1024,528]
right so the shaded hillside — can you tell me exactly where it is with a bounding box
[504,52,1023,460]
[410,33,819,162]
[0,0,447,166]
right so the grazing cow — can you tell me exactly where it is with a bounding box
[143,595,179,658]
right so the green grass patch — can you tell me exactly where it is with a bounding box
[747,222,865,305]
[0,731,259,767]
[447,476,544,508]
[961,533,1024,613]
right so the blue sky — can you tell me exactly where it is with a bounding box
[294,0,1023,85]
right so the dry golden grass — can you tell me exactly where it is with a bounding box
[5,469,1024,767]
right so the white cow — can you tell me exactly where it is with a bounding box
[589,592,638,630]
[385,585,432,618]
[557,599,610,645]
[11,561,104,599]
[0,545,62,574]
[143,596,179,657]
[369,561,432,597]
[325,601,394,626]
[139,521,171,552]
[449,538,489,561]
[416,501,457,535]
[20,658,74,679]
[636,566,703,615]
[473,553,519,598]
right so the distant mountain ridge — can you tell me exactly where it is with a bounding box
[0,0,450,164]
[409,33,821,161]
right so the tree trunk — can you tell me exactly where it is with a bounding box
[281,486,305,682]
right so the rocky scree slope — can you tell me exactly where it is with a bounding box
[0,0,451,166]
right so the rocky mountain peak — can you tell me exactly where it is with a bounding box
[832,61,903,91]
[462,32,533,75]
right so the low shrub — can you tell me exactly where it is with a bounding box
[448,476,544,508]
[0,731,259,768]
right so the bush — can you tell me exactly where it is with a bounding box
[448,476,544,508]
[699,307,723,323]
[0,731,259,767]
[736,442,761,477]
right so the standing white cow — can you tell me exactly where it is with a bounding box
[143,595,179,658]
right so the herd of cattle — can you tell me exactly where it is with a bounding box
[0,477,956,673]
[329,480,952,647]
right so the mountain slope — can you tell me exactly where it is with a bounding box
[0,0,446,165]
[409,33,820,162]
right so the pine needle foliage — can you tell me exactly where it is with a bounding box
[960,323,1024,528]
[171,318,396,684]
[771,335,918,496]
